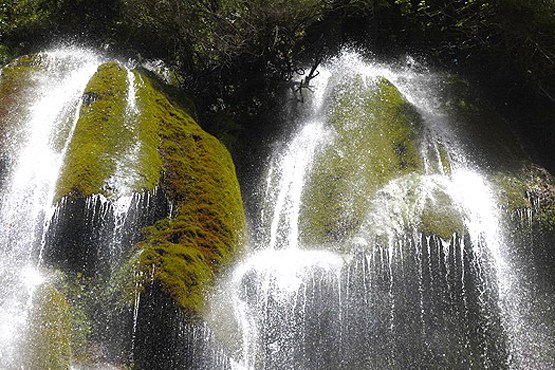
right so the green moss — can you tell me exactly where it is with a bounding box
[55,63,162,200]
[131,74,246,315]
[0,54,42,136]
[438,144,452,175]
[300,77,424,245]
[419,189,464,239]
[23,284,73,370]
[493,164,555,233]
[494,172,532,211]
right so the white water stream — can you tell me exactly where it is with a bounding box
[0,47,103,367]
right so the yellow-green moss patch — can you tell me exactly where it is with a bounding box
[23,284,73,370]
[133,74,246,314]
[56,63,162,199]
[419,189,464,239]
[300,77,424,245]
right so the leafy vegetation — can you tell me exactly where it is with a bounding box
[1,0,554,164]
[1,0,553,110]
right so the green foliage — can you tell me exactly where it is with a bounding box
[0,0,59,37]
[0,0,120,50]
[390,0,555,101]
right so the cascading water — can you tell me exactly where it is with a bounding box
[205,51,554,369]
[0,48,172,368]
[0,46,553,369]
[0,49,103,367]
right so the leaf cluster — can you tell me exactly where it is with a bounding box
[1,0,554,149]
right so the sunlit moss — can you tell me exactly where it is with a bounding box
[419,189,464,239]
[129,74,246,314]
[55,63,162,200]
[300,77,424,245]
[23,284,73,370]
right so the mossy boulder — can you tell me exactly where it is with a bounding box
[362,174,465,242]
[49,60,245,321]
[23,284,73,370]
[300,76,424,245]
[56,62,162,199]
[133,74,246,314]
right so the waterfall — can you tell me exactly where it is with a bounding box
[206,51,553,369]
[0,48,171,368]
[0,47,553,369]
[0,48,103,367]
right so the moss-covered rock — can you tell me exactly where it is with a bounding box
[0,54,42,139]
[56,63,162,200]
[23,284,73,370]
[45,58,244,318]
[300,76,424,245]
[132,74,246,314]
[363,174,465,242]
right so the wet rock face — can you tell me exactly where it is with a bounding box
[133,283,191,370]
[43,188,171,276]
